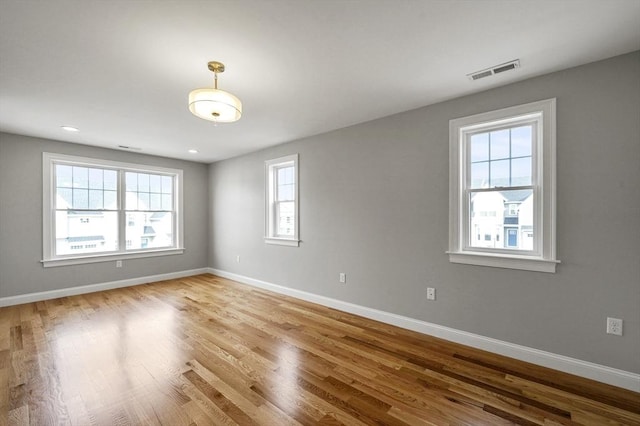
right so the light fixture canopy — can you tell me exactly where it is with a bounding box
[188,61,242,123]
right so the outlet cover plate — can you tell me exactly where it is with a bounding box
[426,287,436,300]
[606,317,623,336]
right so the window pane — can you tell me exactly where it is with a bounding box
[469,189,533,250]
[278,184,294,201]
[511,157,532,186]
[162,194,172,210]
[470,133,489,162]
[126,173,137,191]
[277,165,295,201]
[150,174,162,193]
[161,176,172,194]
[125,173,171,211]
[72,167,89,188]
[511,125,532,157]
[56,188,72,208]
[55,211,118,255]
[138,192,150,210]
[490,129,510,160]
[490,159,510,187]
[138,174,150,192]
[104,170,117,191]
[88,168,103,189]
[470,191,503,248]
[125,211,173,250]
[89,190,103,209]
[56,165,73,187]
[277,167,286,183]
[72,189,89,209]
[276,201,295,237]
[150,193,161,210]
[278,167,294,185]
[470,162,489,188]
[104,190,117,210]
[126,192,137,210]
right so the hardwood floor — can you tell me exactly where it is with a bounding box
[1,274,638,425]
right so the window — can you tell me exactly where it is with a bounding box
[506,203,519,216]
[448,99,558,272]
[43,153,184,267]
[265,154,299,246]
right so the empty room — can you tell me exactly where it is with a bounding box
[1,1,639,425]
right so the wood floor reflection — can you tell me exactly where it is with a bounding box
[1,274,638,425]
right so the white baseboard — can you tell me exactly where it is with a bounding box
[209,268,640,392]
[0,268,210,307]
[3,267,637,392]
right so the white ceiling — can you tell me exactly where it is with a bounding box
[1,1,639,163]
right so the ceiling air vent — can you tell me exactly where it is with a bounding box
[470,70,493,81]
[117,145,142,151]
[468,59,520,81]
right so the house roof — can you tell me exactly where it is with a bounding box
[502,190,533,203]
[67,210,105,216]
[67,236,104,242]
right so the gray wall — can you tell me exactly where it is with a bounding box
[208,52,640,373]
[0,133,210,298]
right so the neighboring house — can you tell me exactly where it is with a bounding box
[55,191,116,255]
[56,211,111,255]
[470,190,533,250]
[125,211,172,249]
[56,191,172,255]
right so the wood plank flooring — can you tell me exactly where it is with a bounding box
[1,274,638,425]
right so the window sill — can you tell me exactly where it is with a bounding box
[447,251,559,273]
[41,248,185,268]
[264,237,300,247]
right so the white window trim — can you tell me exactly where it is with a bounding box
[264,154,299,247]
[448,99,559,273]
[42,152,184,267]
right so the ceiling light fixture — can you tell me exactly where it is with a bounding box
[61,126,79,132]
[188,149,198,154]
[188,61,242,123]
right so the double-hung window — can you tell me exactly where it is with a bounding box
[43,153,184,267]
[265,154,299,246]
[448,99,558,272]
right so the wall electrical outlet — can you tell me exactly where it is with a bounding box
[606,317,623,336]
[426,287,436,300]
[116,260,122,268]
[339,273,346,283]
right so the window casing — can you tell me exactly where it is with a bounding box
[448,99,558,272]
[43,153,184,267]
[265,154,299,246]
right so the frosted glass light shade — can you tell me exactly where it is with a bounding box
[188,88,242,123]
